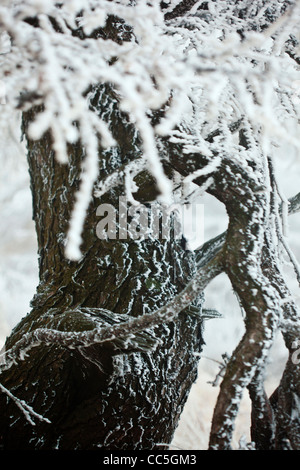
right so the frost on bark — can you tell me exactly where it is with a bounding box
[0,0,300,451]
[166,124,300,450]
[0,89,205,450]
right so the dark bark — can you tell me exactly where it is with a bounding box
[1,1,299,451]
[162,122,300,450]
[0,87,204,450]
[164,0,201,21]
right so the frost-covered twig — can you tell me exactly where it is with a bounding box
[0,382,51,426]
[0,249,224,374]
[268,156,300,285]
[206,353,230,388]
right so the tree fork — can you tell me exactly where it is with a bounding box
[0,102,207,450]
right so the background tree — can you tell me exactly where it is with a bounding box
[0,0,299,450]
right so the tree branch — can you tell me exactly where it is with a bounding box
[207,177,300,449]
[247,367,276,450]
[0,249,224,375]
[194,189,300,259]
[164,0,200,21]
[288,191,300,215]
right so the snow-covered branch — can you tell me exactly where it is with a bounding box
[0,382,51,426]
[0,0,300,450]
[0,0,299,260]
[0,246,223,376]
[288,191,300,215]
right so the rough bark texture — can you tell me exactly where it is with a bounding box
[163,120,300,450]
[0,2,299,451]
[0,87,204,450]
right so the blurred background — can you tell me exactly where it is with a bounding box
[0,111,299,449]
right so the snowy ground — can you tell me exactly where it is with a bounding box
[0,115,299,449]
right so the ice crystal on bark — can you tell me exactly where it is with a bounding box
[0,0,300,450]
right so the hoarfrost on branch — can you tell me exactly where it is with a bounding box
[0,0,300,450]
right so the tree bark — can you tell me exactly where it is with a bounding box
[0,88,204,450]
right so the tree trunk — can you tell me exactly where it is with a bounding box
[0,86,204,450]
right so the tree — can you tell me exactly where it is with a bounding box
[0,0,299,450]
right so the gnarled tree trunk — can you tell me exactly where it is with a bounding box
[0,88,204,450]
